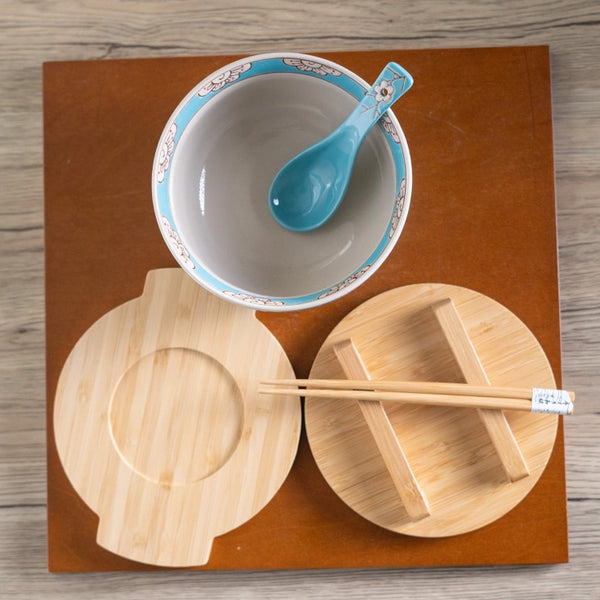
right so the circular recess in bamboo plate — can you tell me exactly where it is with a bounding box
[304,283,559,537]
[54,268,301,567]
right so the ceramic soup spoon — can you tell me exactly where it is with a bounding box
[268,62,413,232]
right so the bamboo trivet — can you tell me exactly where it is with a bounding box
[304,283,559,537]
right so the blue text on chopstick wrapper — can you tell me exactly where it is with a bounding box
[531,388,573,415]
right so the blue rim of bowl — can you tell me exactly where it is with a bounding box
[151,52,412,311]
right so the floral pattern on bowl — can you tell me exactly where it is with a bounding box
[381,112,401,143]
[222,290,286,308]
[160,216,195,270]
[197,63,252,97]
[390,178,407,239]
[317,265,372,300]
[282,57,342,77]
[156,123,176,184]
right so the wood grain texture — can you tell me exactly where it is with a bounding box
[1,0,599,598]
[431,298,530,482]
[332,339,431,521]
[53,268,301,567]
[42,46,569,572]
[305,284,558,537]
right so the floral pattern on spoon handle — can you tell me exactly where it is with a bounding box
[352,63,413,131]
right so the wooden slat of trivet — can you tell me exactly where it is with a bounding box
[432,299,529,482]
[333,339,431,520]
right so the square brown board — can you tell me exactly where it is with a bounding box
[44,46,568,571]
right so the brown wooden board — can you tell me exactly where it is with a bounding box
[44,46,568,571]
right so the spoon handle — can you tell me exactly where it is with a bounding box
[345,62,413,142]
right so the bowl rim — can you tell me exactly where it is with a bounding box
[151,52,412,311]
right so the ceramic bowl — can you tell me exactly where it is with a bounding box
[152,52,412,311]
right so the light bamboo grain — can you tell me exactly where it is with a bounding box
[331,339,431,521]
[2,0,599,598]
[53,269,301,567]
[431,299,530,482]
[304,284,559,537]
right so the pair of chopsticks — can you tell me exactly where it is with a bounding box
[259,379,575,415]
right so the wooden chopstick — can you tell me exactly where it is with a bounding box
[259,379,575,415]
[262,378,574,401]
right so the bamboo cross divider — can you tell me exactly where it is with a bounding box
[431,299,530,482]
[303,297,538,520]
[258,297,552,520]
[333,339,432,521]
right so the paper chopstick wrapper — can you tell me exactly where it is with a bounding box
[531,388,574,415]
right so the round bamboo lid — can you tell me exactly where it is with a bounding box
[305,283,559,537]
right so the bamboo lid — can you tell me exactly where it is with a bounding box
[54,268,302,566]
[305,283,559,537]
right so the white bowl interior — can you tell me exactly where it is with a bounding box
[169,71,397,299]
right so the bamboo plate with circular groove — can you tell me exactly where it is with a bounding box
[304,283,559,537]
[53,268,301,567]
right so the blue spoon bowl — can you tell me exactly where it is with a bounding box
[269,62,413,232]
